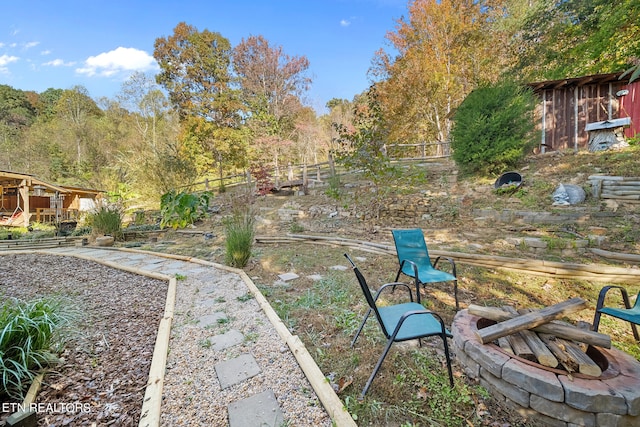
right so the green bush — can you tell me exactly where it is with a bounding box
[223,210,255,268]
[0,297,77,399]
[88,203,123,239]
[160,190,212,229]
[450,80,538,176]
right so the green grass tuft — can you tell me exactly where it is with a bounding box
[0,297,78,400]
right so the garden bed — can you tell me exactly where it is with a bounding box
[0,253,167,426]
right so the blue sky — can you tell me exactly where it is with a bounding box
[0,0,407,113]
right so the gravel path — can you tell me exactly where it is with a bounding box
[0,251,332,426]
[160,267,331,426]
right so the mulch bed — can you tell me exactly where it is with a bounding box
[0,253,167,426]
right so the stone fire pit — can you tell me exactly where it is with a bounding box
[452,310,640,426]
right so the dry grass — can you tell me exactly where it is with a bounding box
[146,147,640,426]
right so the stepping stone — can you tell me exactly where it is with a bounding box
[278,272,299,281]
[210,329,244,351]
[198,299,220,308]
[197,312,227,327]
[329,265,348,271]
[215,353,261,389]
[307,274,323,281]
[228,389,283,427]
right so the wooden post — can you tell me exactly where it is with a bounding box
[328,152,336,177]
[476,298,588,344]
[287,163,294,181]
[302,164,308,195]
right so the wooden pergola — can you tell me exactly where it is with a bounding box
[0,170,103,227]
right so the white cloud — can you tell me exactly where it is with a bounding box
[76,47,157,77]
[340,19,351,27]
[41,50,51,55]
[43,58,74,67]
[24,41,39,49]
[0,54,19,73]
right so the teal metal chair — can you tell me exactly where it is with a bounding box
[392,228,459,310]
[593,285,640,341]
[345,253,454,398]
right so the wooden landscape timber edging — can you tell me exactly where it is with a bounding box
[92,247,358,427]
[2,249,175,427]
[255,234,640,283]
[589,247,640,263]
[0,236,84,251]
[589,175,640,203]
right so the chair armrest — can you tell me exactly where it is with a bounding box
[595,285,633,312]
[432,256,457,277]
[375,282,415,302]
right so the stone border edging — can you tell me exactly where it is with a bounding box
[6,247,355,427]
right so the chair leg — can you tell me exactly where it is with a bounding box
[351,308,372,348]
[441,334,454,388]
[453,279,459,311]
[631,323,640,341]
[360,337,395,398]
[592,310,603,332]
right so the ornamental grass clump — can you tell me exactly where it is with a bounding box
[0,297,77,400]
[223,209,255,268]
[88,202,124,239]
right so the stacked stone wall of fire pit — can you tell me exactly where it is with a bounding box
[452,310,640,427]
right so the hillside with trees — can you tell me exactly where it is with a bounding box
[0,0,638,211]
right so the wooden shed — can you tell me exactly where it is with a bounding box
[0,170,103,227]
[529,72,640,152]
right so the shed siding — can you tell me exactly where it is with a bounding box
[621,80,640,138]
[535,80,628,151]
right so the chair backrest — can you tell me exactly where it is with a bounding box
[344,254,388,336]
[392,228,432,272]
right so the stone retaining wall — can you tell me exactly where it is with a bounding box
[452,310,640,427]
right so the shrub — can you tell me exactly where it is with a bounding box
[250,164,274,196]
[0,297,77,399]
[88,202,123,239]
[450,80,538,176]
[160,190,212,229]
[223,209,255,268]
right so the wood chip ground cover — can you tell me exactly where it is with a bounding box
[0,253,167,426]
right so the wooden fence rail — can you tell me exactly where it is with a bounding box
[181,144,452,193]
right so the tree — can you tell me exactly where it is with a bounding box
[154,22,246,184]
[334,86,401,218]
[55,86,102,170]
[372,0,506,148]
[323,98,355,153]
[233,35,311,170]
[512,0,640,81]
[0,85,36,170]
[154,22,235,121]
[233,35,310,124]
[35,88,64,121]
